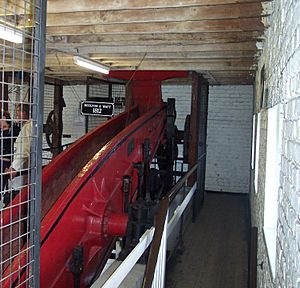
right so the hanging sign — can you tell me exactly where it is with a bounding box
[80,101,114,117]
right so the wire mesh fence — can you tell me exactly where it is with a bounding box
[112,84,126,115]
[0,0,46,287]
[86,80,126,132]
[42,84,54,165]
[86,82,109,131]
[41,81,126,165]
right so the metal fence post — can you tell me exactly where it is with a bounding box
[30,0,47,286]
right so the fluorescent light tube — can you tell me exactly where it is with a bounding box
[73,56,110,75]
[0,24,23,43]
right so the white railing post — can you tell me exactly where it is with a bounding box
[91,227,155,288]
[91,182,197,288]
[151,209,169,288]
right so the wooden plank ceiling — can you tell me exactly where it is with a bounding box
[4,0,271,84]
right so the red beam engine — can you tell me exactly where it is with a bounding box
[1,71,188,287]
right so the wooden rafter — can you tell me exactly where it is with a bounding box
[47,0,267,13]
[0,0,269,84]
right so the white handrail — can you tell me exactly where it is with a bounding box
[151,210,168,288]
[91,227,155,288]
[167,183,196,237]
[92,182,197,288]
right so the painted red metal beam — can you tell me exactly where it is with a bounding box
[41,106,139,219]
[0,107,139,287]
[1,70,186,287]
[109,70,188,81]
[40,106,166,287]
[110,71,188,114]
[2,104,166,287]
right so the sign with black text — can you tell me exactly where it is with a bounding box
[80,101,114,117]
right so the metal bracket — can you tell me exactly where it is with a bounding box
[69,246,84,288]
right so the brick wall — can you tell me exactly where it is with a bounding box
[43,83,126,162]
[162,84,192,131]
[162,83,253,194]
[251,0,300,287]
[162,84,191,168]
[87,83,109,131]
[42,84,54,164]
[42,85,86,164]
[44,83,253,198]
[62,85,86,145]
[206,86,253,193]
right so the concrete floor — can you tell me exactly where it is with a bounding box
[166,192,250,288]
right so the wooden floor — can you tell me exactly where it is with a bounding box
[166,192,250,288]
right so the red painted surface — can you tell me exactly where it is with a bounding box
[2,105,166,287]
[40,106,166,287]
[128,80,163,114]
[109,70,188,81]
[1,70,186,287]
[105,213,128,237]
[1,108,140,287]
[110,71,188,113]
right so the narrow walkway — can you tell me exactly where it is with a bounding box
[166,192,249,288]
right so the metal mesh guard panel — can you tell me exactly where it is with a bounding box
[0,1,45,287]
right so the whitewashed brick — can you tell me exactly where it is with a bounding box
[251,0,300,286]
[162,84,192,131]
[62,85,86,145]
[42,84,54,164]
[205,85,253,193]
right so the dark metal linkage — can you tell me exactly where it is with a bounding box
[167,162,200,203]
[69,246,84,288]
[122,175,131,213]
[143,138,151,200]
[143,163,200,288]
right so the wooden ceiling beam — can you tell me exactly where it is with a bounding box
[46,31,263,47]
[0,0,269,15]
[0,0,265,85]
[45,58,255,67]
[46,50,257,60]
[46,54,256,63]
[90,52,257,60]
[0,1,25,15]
[211,71,255,76]
[45,63,255,72]
[43,72,254,85]
[46,18,264,36]
[109,61,256,70]
[47,0,268,13]
[46,51,257,59]
[46,3,265,27]
[48,41,257,54]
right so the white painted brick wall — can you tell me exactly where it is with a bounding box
[62,85,86,145]
[162,84,253,193]
[87,84,109,131]
[251,0,300,287]
[42,84,54,164]
[43,84,127,163]
[206,85,253,193]
[162,84,191,164]
[44,83,253,197]
[162,84,192,131]
[42,85,86,164]
[45,83,192,152]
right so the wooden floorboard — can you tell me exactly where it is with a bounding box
[166,192,249,288]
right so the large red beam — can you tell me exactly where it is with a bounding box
[109,71,188,81]
[110,71,188,113]
[1,70,186,287]
[2,105,166,287]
